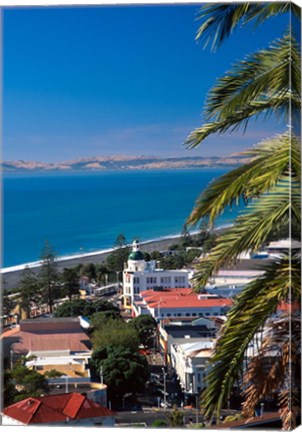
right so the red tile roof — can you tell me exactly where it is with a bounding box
[3,393,114,425]
[140,289,233,309]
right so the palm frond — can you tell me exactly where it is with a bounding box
[242,315,301,427]
[185,33,300,149]
[195,3,300,50]
[201,255,301,419]
[192,178,300,287]
[187,133,300,227]
[203,33,300,122]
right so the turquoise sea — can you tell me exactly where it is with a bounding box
[3,169,240,268]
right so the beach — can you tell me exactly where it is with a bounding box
[1,234,191,291]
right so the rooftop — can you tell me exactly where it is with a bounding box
[4,318,91,355]
[140,288,233,309]
[2,393,114,425]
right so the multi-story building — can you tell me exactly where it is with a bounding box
[132,288,233,320]
[123,240,190,308]
[170,340,214,397]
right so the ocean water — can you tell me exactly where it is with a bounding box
[3,169,240,268]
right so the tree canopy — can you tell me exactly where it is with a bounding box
[91,346,148,400]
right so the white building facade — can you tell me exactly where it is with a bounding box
[123,240,190,308]
[170,340,214,396]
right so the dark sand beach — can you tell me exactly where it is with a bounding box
[1,236,187,290]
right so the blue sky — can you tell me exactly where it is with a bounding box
[3,5,289,162]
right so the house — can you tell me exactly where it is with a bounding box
[2,393,115,426]
[2,317,92,376]
[123,240,190,308]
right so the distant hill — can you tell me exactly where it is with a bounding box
[1,154,251,172]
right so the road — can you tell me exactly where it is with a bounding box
[115,408,205,427]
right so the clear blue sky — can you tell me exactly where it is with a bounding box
[3,5,288,162]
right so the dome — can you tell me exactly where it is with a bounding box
[128,250,145,261]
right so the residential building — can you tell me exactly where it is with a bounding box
[2,393,115,426]
[123,240,190,308]
[2,317,92,375]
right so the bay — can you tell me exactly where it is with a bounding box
[3,169,239,268]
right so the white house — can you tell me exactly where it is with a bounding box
[123,240,190,308]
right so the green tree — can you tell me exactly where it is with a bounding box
[54,298,118,318]
[3,288,16,318]
[105,233,130,276]
[91,346,149,400]
[167,407,184,427]
[10,363,49,401]
[105,246,131,274]
[114,233,126,248]
[92,318,139,352]
[3,370,18,407]
[184,4,301,429]
[39,241,60,314]
[61,267,80,300]
[129,315,157,348]
[80,262,97,280]
[95,264,110,285]
[18,267,41,319]
[90,310,120,328]
[151,419,168,428]
[44,369,64,379]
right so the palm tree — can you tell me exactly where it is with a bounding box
[183,3,301,428]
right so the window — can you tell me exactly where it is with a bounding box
[133,277,140,284]
[177,313,181,317]
[146,277,157,284]
[175,276,186,284]
[167,313,171,317]
[160,276,171,284]
[186,313,190,317]
[192,313,197,317]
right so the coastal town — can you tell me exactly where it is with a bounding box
[1,234,298,428]
[2,1,300,430]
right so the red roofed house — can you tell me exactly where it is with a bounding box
[133,288,233,320]
[2,393,115,426]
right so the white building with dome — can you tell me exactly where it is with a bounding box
[123,240,190,308]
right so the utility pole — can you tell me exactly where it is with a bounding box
[100,366,103,385]
[196,394,199,425]
[162,367,167,408]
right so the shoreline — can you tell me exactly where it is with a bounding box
[1,225,232,290]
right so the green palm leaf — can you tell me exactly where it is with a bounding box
[187,133,300,227]
[192,177,300,288]
[201,254,301,419]
[195,3,300,50]
[185,33,300,149]
[204,33,300,121]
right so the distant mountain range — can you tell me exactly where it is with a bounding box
[1,154,251,172]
